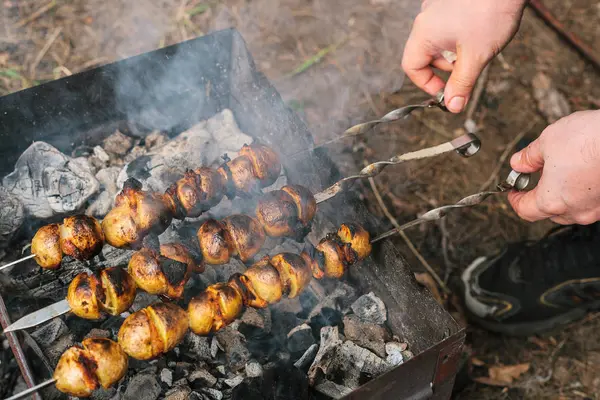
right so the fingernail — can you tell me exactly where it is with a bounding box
[448,96,465,113]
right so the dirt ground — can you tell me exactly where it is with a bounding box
[2,0,600,399]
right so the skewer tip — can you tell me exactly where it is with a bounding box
[3,378,56,400]
[0,254,36,272]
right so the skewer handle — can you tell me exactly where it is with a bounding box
[0,254,36,272]
[3,379,56,400]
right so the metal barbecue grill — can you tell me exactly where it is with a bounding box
[0,28,465,400]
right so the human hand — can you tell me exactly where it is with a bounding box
[508,110,600,225]
[401,0,527,113]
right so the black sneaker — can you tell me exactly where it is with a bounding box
[461,223,600,336]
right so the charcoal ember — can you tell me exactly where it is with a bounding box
[90,387,117,400]
[342,314,390,358]
[169,361,194,380]
[385,341,407,367]
[189,368,217,388]
[87,166,121,217]
[0,186,24,244]
[165,384,192,400]
[231,362,311,400]
[310,341,391,390]
[117,109,253,193]
[350,292,387,324]
[223,375,244,388]
[216,327,250,372]
[532,72,571,124]
[307,282,358,319]
[145,131,169,149]
[308,307,343,337]
[161,368,174,386]
[124,373,162,400]
[307,326,342,385]
[31,320,74,365]
[271,310,303,339]
[314,380,352,399]
[293,343,319,370]
[287,323,316,358]
[239,308,272,336]
[245,360,263,378]
[130,291,159,312]
[3,142,99,218]
[84,328,111,339]
[103,130,134,158]
[201,387,224,400]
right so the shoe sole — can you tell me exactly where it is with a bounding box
[466,303,595,337]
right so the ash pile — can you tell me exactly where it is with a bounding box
[0,109,411,400]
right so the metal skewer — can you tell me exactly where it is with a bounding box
[370,170,531,243]
[4,379,56,400]
[313,132,481,204]
[0,254,36,272]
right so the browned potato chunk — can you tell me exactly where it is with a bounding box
[315,238,346,279]
[337,223,372,261]
[221,155,259,194]
[118,302,188,360]
[31,224,62,269]
[255,190,297,237]
[128,244,196,299]
[165,168,225,219]
[243,257,283,307]
[99,267,136,315]
[68,272,101,319]
[222,215,265,262]
[102,178,173,249]
[281,185,316,225]
[238,144,281,187]
[80,338,128,389]
[197,219,233,265]
[59,215,104,260]
[269,253,312,298]
[188,284,243,335]
[53,338,127,397]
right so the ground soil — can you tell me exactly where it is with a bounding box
[2,0,600,399]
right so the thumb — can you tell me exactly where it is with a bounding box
[507,188,553,222]
[510,138,544,173]
[444,47,489,113]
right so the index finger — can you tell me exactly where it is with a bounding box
[401,32,446,96]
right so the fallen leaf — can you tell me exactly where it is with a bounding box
[528,336,548,350]
[414,272,443,305]
[488,363,530,384]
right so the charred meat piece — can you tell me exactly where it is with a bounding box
[164,168,226,219]
[59,215,104,260]
[53,338,127,397]
[101,178,173,249]
[67,267,136,319]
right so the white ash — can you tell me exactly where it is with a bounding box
[245,360,263,378]
[223,375,244,388]
[161,368,174,386]
[103,130,134,157]
[188,368,218,387]
[385,342,407,367]
[164,384,192,400]
[307,326,342,383]
[184,333,213,362]
[201,387,224,400]
[93,146,111,164]
[350,292,387,324]
[294,343,319,370]
[116,109,253,194]
[0,186,24,244]
[342,314,390,358]
[3,142,99,218]
[144,131,169,149]
[86,166,121,217]
[314,380,353,399]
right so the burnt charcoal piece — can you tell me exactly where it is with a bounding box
[350,292,387,325]
[231,361,313,400]
[201,387,224,400]
[161,368,174,387]
[245,360,263,378]
[293,344,319,371]
[188,368,218,388]
[287,324,316,360]
[238,308,272,337]
[0,186,24,245]
[308,307,343,338]
[123,373,161,400]
[3,142,99,218]
[165,385,192,400]
[270,310,303,339]
[216,328,251,372]
[342,314,390,358]
[184,333,213,362]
